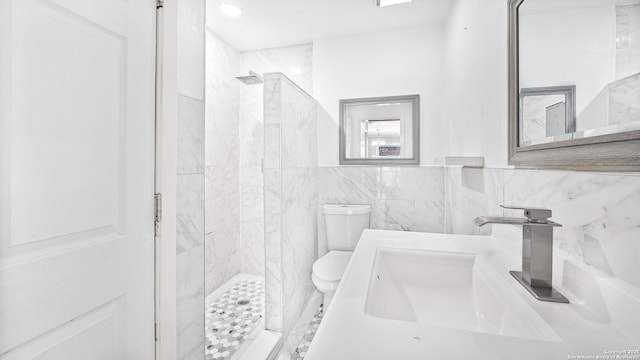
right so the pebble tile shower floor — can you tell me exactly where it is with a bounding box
[205,278,265,359]
[290,304,325,360]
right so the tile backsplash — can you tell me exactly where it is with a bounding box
[318,165,640,290]
[317,166,445,256]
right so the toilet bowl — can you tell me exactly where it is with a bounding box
[312,204,371,308]
[311,250,352,307]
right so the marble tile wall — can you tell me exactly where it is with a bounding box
[263,73,319,345]
[316,166,445,256]
[317,164,640,290]
[204,32,241,296]
[445,167,640,290]
[444,166,503,236]
[176,95,205,359]
[177,0,205,358]
[238,79,264,277]
[237,43,314,277]
[241,44,313,95]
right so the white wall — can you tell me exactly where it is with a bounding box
[313,27,445,166]
[443,0,509,168]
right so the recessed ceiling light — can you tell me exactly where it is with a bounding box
[376,0,412,7]
[220,3,242,17]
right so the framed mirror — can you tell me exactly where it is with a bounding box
[339,94,420,165]
[508,0,640,170]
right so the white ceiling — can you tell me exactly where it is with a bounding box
[205,0,453,51]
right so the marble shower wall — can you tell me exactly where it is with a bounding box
[445,167,640,290]
[177,0,205,358]
[204,31,241,295]
[236,43,313,277]
[316,166,446,257]
[263,73,319,344]
[240,43,313,95]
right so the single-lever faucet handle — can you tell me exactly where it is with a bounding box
[501,205,552,223]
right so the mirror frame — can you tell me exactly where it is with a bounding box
[339,94,420,165]
[508,0,640,171]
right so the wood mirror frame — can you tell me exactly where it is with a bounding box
[508,0,640,171]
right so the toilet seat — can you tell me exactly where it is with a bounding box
[312,250,352,282]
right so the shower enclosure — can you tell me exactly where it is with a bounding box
[171,2,323,357]
[203,29,267,358]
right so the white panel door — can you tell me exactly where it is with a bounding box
[0,0,157,358]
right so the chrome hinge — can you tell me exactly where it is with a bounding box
[154,193,162,223]
[155,322,160,342]
[156,0,164,9]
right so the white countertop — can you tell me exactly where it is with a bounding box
[305,227,640,360]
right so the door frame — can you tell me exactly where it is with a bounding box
[154,1,178,359]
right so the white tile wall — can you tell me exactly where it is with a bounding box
[204,32,241,295]
[177,95,205,175]
[177,173,205,255]
[241,44,313,95]
[445,167,640,289]
[316,166,445,256]
[177,1,205,357]
[176,245,205,360]
[501,169,640,288]
[237,44,314,278]
[263,74,319,340]
[176,109,205,359]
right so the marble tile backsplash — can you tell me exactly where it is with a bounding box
[316,166,445,257]
[501,169,640,289]
[318,165,640,290]
[446,167,640,289]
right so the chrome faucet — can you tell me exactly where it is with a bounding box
[474,205,569,303]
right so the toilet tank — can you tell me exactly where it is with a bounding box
[323,204,371,251]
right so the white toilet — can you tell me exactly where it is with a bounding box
[312,204,371,308]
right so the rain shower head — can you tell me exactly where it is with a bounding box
[236,70,263,85]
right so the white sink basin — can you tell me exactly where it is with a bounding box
[364,248,559,341]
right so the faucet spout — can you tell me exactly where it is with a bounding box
[473,216,526,227]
